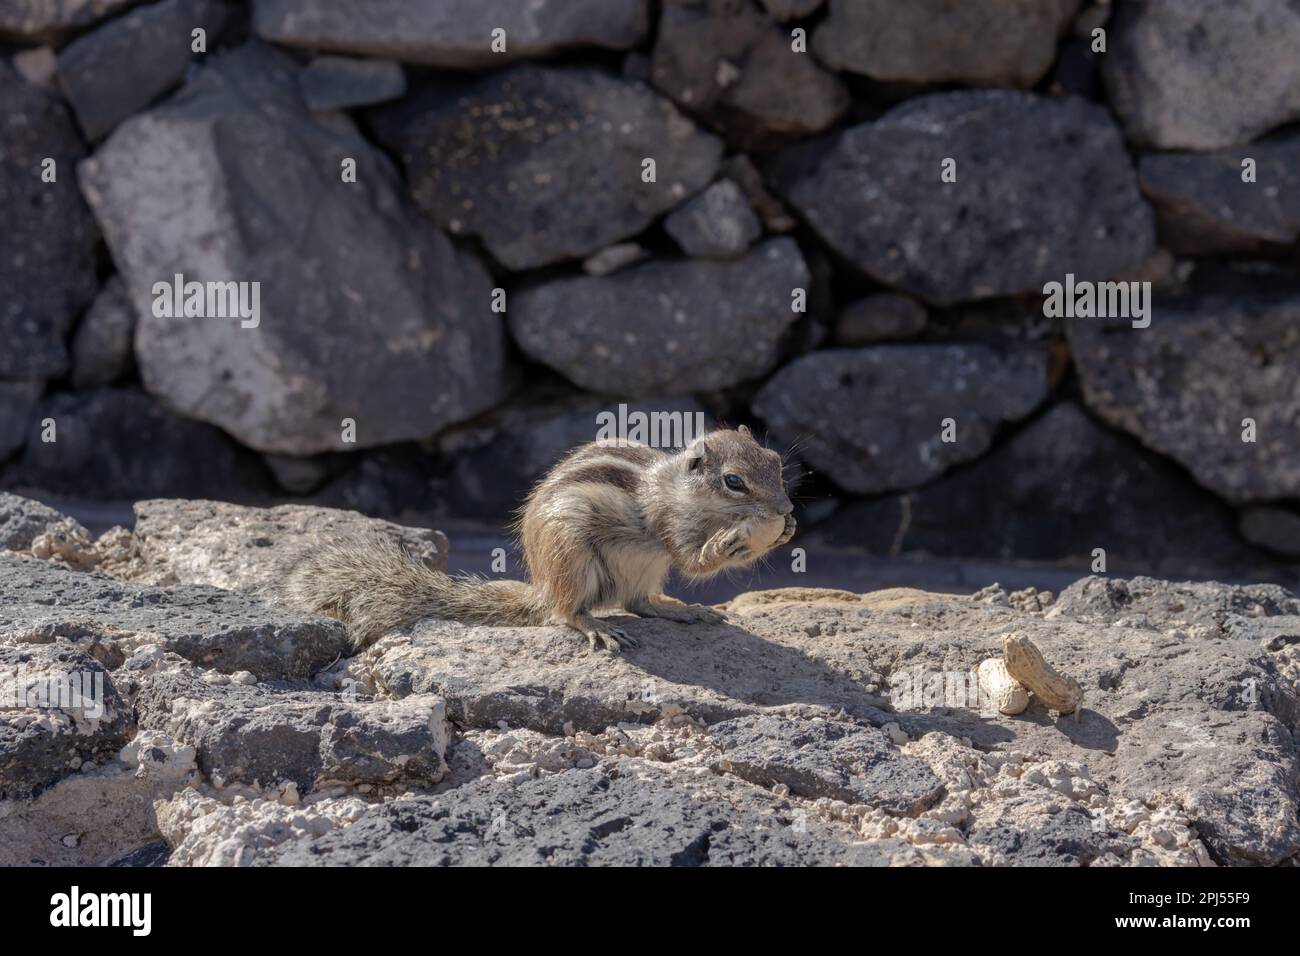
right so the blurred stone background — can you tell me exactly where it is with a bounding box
[2,0,1299,593]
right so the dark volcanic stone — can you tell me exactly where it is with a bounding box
[397,64,722,270]
[0,64,99,380]
[56,0,233,141]
[1069,288,1300,503]
[511,238,807,395]
[813,0,1081,88]
[261,764,923,866]
[254,0,648,67]
[651,0,848,150]
[770,90,1154,306]
[819,403,1281,581]
[753,344,1050,493]
[1138,134,1300,255]
[1101,0,1300,149]
[7,387,272,502]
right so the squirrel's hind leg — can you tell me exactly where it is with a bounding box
[563,610,639,653]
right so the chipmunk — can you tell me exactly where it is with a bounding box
[283,425,796,652]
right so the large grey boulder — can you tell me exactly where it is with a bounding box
[752,344,1050,494]
[254,0,648,67]
[396,64,722,270]
[7,387,271,501]
[1137,134,1300,255]
[1102,0,1300,149]
[0,644,132,800]
[1068,288,1300,503]
[134,666,449,794]
[261,762,927,866]
[127,498,448,591]
[769,91,1154,306]
[0,64,99,381]
[511,238,807,395]
[78,43,510,455]
[813,0,1081,88]
[651,0,848,149]
[814,402,1280,582]
[0,554,348,680]
[56,0,233,141]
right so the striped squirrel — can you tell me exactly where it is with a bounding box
[284,425,795,652]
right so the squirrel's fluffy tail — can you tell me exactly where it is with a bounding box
[279,534,549,649]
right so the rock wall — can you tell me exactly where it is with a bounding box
[1,0,1299,585]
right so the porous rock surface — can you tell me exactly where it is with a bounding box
[2,496,1296,867]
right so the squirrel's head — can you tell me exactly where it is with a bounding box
[682,425,794,528]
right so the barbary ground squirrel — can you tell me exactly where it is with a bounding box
[284,425,796,652]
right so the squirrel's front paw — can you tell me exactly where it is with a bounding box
[707,526,751,562]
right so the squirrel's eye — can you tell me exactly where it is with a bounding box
[724,473,746,492]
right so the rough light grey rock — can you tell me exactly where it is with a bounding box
[134,667,449,793]
[397,64,722,270]
[128,498,448,591]
[833,293,927,345]
[709,715,945,813]
[813,0,1081,87]
[56,0,232,141]
[366,614,892,736]
[70,275,135,389]
[753,344,1050,494]
[0,64,99,380]
[1068,289,1300,503]
[0,0,141,40]
[816,403,1280,582]
[511,238,807,395]
[651,0,848,149]
[663,179,761,259]
[78,43,510,455]
[0,554,349,680]
[770,91,1154,306]
[0,493,79,552]
[299,55,405,112]
[254,0,648,67]
[354,580,1300,865]
[0,381,42,462]
[8,387,271,501]
[1138,135,1300,255]
[0,644,131,800]
[1101,0,1300,149]
[262,762,925,866]
[1239,506,1300,561]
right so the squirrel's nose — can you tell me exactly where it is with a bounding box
[775,497,794,516]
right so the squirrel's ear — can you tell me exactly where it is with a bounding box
[687,437,712,470]
[737,424,752,439]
